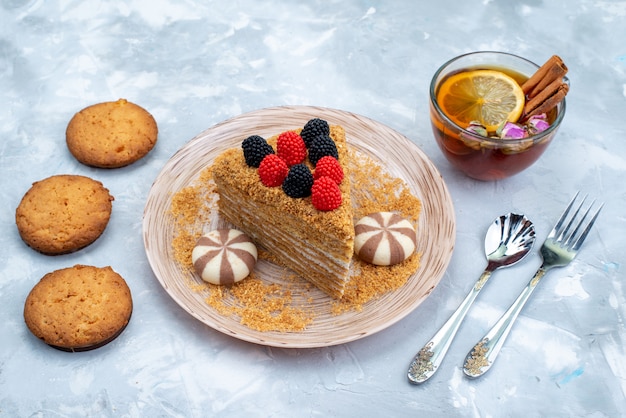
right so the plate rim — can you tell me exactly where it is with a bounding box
[143,105,456,348]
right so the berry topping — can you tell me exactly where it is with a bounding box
[313,155,344,184]
[311,176,342,211]
[277,131,307,166]
[308,134,339,165]
[282,164,314,198]
[301,118,330,148]
[258,154,289,187]
[241,118,344,210]
[242,135,274,167]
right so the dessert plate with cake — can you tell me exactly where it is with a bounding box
[143,106,455,348]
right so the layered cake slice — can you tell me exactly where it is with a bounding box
[211,120,354,299]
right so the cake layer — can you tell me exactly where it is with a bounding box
[211,125,354,298]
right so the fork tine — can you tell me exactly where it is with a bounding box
[548,191,580,239]
[560,194,587,243]
[565,199,591,245]
[571,202,603,251]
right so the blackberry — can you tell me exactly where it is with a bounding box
[242,135,274,167]
[308,134,339,165]
[300,118,330,148]
[282,164,314,198]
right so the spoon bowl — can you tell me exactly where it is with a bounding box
[407,213,535,384]
[485,213,536,266]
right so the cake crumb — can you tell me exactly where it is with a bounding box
[205,274,314,332]
[169,172,215,272]
[332,253,421,314]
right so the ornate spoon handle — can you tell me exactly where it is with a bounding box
[463,267,547,378]
[408,269,492,384]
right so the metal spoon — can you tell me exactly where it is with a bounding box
[407,213,535,384]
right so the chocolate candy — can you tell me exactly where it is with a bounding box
[192,229,258,285]
[354,212,417,266]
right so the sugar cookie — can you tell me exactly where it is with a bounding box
[66,98,158,168]
[15,174,114,255]
[24,265,132,351]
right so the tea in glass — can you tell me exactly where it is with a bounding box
[430,52,567,181]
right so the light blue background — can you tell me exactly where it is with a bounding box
[1,1,624,416]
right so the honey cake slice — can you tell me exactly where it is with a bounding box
[211,125,354,299]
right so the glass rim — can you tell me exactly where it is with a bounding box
[429,51,567,146]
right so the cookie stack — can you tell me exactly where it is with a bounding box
[17,99,157,351]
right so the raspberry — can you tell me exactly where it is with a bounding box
[308,134,339,165]
[258,154,288,187]
[301,118,330,148]
[282,164,313,198]
[242,135,274,167]
[277,131,307,166]
[311,176,342,211]
[313,156,344,184]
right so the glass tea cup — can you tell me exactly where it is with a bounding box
[430,51,567,181]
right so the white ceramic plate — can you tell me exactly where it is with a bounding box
[143,106,455,348]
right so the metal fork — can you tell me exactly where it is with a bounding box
[462,192,603,378]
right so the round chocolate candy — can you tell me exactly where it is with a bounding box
[192,229,258,285]
[354,212,417,266]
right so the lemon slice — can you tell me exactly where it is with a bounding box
[436,70,525,133]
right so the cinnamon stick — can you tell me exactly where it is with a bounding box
[522,81,569,121]
[521,55,568,98]
[523,77,569,116]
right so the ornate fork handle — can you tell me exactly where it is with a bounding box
[463,266,547,378]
